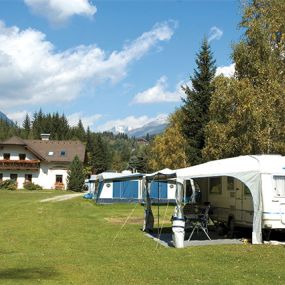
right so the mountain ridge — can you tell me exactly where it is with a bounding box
[0,111,14,125]
[109,117,168,138]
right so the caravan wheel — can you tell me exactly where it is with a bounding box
[215,222,227,236]
[262,229,272,241]
[228,217,235,238]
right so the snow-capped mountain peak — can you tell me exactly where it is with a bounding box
[109,115,168,137]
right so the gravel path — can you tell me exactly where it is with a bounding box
[40,193,84,203]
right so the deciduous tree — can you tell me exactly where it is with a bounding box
[148,110,187,171]
[203,0,285,160]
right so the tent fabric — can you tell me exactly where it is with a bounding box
[91,172,144,182]
[175,155,285,178]
[145,168,176,181]
[175,155,285,244]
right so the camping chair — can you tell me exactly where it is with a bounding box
[188,204,211,241]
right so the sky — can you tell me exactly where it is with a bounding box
[0,0,242,132]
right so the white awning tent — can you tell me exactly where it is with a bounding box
[179,155,285,244]
[143,155,285,247]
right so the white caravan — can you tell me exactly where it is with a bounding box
[176,155,285,243]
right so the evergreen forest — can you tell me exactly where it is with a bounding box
[0,110,151,175]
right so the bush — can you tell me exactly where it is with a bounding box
[0,179,17,191]
[23,181,43,191]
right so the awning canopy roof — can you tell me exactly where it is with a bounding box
[89,172,144,182]
[145,168,176,181]
[176,155,285,180]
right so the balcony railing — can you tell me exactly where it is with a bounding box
[54,182,65,190]
[0,160,40,171]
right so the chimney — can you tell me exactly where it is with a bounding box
[41,134,50,141]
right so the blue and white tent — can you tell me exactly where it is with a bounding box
[85,170,177,204]
[92,172,144,204]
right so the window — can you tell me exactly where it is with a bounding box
[209,177,222,194]
[3,153,10,160]
[227,177,234,191]
[10,174,17,181]
[60,150,66,156]
[25,174,32,183]
[19,153,26,160]
[0,173,2,182]
[273,176,285,197]
[56,175,63,183]
[48,151,54,156]
[244,185,251,196]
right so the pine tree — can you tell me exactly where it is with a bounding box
[92,135,109,174]
[76,119,86,141]
[181,38,216,165]
[22,113,31,139]
[67,155,85,192]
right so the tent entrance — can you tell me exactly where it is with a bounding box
[183,176,254,237]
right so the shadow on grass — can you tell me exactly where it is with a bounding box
[0,267,60,280]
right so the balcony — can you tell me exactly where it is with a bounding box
[0,160,40,171]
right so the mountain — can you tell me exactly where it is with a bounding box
[0,111,14,125]
[128,121,168,138]
[109,116,168,138]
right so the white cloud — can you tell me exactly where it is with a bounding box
[97,114,168,132]
[6,110,31,126]
[208,26,223,42]
[24,0,97,24]
[0,20,176,109]
[132,76,183,104]
[67,112,102,129]
[216,63,235,77]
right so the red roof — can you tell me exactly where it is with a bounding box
[0,136,85,163]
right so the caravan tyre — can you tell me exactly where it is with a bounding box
[262,229,272,241]
[216,223,227,236]
[228,218,235,238]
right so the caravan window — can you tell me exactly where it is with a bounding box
[227,177,234,191]
[209,177,222,194]
[185,180,193,203]
[244,185,251,196]
[273,176,285,197]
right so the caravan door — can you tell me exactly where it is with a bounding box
[234,179,253,226]
[273,175,285,225]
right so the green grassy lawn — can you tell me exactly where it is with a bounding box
[0,191,284,284]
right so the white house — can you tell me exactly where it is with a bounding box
[0,135,86,189]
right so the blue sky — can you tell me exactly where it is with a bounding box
[0,0,242,132]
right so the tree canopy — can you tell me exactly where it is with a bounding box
[181,38,216,165]
[148,110,187,171]
[203,0,285,160]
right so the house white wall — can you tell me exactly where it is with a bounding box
[0,146,69,189]
[0,146,38,160]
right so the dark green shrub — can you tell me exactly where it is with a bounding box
[0,179,17,191]
[67,155,85,192]
[23,181,43,191]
